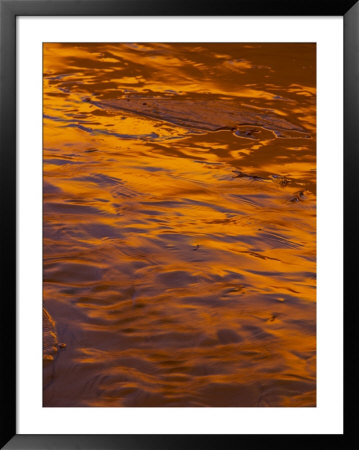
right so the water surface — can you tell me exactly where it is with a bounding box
[43,43,316,407]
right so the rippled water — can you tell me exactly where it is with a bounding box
[43,43,316,407]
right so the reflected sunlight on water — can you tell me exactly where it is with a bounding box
[43,43,316,407]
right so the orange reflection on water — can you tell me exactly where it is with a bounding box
[43,43,316,407]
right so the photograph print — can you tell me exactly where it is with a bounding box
[43,43,316,407]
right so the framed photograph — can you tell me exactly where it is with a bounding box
[1,0,356,448]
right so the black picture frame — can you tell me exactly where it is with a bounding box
[1,1,357,448]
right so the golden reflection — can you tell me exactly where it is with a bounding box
[43,43,316,407]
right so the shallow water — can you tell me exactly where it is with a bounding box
[43,43,316,407]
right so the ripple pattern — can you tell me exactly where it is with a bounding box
[43,43,316,407]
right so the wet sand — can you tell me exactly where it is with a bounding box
[43,43,316,407]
